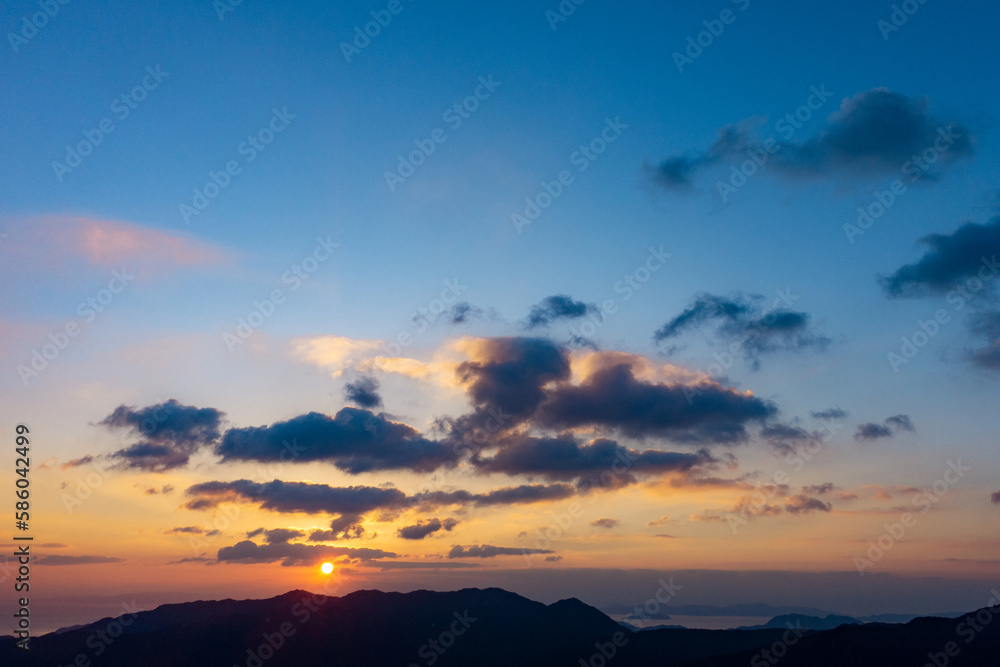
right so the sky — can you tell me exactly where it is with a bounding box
[2,0,1000,632]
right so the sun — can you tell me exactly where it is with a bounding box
[321,562,334,575]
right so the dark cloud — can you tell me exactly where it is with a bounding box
[145,484,175,495]
[186,479,405,514]
[457,337,571,420]
[447,545,554,559]
[761,423,817,455]
[36,555,124,566]
[343,376,383,409]
[882,218,1000,298]
[992,491,1000,504]
[855,415,915,441]
[471,433,707,485]
[97,399,225,472]
[654,293,830,368]
[248,528,306,544]
[784,495,833,515]
[397,518,459,540]
[854,423,893,441]
[811,408,848,420]
[525,295,594,329]
[885,415,915,432]
[164,526,206,535]
[536,364,777,442]
[449,302,485,324]
[968,311,1000,370]
[654,123,756,190]
[217,540,396,567]
[414,483,578,509]
[217,408,458,474]
[802,483,837,496]
[591,518,620,529]
[654,89,974,190]
[544,555,563,562]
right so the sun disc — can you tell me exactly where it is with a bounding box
[321,562,334,575]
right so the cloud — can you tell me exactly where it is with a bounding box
[447,545,554,559]
[397,518,460,540]
[525,295,594,329]
[457,337,571,420]
[885,415,915,432]
[35,555,124,566]
[647,516,673,527]
[654,293,830,368]
[992,491,1000,504]
[414,483,578,509]
[761,423,816,454]
[471,434,708,485]
[185,479,404,514]
[591,518,620,529]
[811,408,848,420]
[545,555,563,562]
[2,215,229,277]
[802,483,837,496]
[881,218,1000,298]
[449,302,486,324]
[164,526,207,535]
[854,415,915,441]
[784,495,833,514]
[217,540,396,567]
[217,408,458,474]
[653,89,974,190]
[244,528,306,544]
[535,363,776,442]
[968,311,1000,370]
[854,423,893,440]
[343,376,383,409]
[94,399,225,472]
[145,484,175,495]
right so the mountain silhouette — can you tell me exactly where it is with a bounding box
[1,588,997,666]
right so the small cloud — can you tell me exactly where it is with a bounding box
[397,518,460,541]
[525,295,595,329]
[811,408,848,420]
[855,415,915,441]
[647,515,673,527]
[448,545,554,559]
[544,555,563,562]
[36,555,124,566]
[343,375,383,409]
[992,491,1000,504]
[590,518,621,529]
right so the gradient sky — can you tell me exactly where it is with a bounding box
[3,0,1000,632]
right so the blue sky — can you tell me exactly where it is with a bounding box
[2,0,1000,624]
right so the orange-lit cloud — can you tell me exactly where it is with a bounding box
[3,215,229,274]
